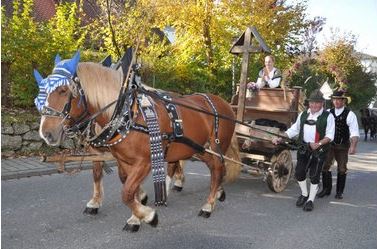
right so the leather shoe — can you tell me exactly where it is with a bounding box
[303,200,314,211]
[335,193,343,199]
[296,195,308,207]
[317,188,331,198]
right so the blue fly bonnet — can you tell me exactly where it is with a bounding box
[33,51,80,111]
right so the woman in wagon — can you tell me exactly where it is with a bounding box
[247,55,282,92]
[273,89,335,211]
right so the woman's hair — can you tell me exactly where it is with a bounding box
[265,55,275,63]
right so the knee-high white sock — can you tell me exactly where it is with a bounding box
[298,180,308,197]
[308,183,319,202]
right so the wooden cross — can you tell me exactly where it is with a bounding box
[230,26,270,121]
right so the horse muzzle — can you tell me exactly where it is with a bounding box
[39,117,65,146]
[41,130,64,146]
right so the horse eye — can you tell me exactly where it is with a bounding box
[58,87,68,96]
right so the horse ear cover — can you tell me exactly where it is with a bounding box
[54,54,61,65]
[33,69,44,86]
[66,51,80,75]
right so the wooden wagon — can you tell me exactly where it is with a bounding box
[230,87,302,192]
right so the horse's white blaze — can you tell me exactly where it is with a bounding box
[127,214,141,225]
[39,96,49,142]
[39,115,47,142]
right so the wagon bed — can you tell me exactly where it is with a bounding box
[230,87,302,192]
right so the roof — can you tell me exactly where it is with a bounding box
[355,52,377,61]
[2,0,100,22]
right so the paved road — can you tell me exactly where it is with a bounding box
[1,140,377,249]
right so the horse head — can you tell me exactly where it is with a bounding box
[34,51,86,145]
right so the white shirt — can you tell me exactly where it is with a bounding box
[330,106,360,138]
[285,108,335,143]
[256,67,281,88]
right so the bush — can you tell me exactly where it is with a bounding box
[1,0,88,107]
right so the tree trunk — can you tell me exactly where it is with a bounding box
[202,0,214,73]
[1,62,12,107]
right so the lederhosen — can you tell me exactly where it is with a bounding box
[323,108,351,174]
[295,111,330,184]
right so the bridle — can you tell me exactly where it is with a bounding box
[40,93,74,120]
[39,69,92,137]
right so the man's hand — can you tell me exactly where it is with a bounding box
[309,142,321,151]
[272,137,282,145]
[349,146,356,155]
[349,136,358,155]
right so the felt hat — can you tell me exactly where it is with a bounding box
[331,90,347,99]
[308,89,325,102]
[331,89,351,103]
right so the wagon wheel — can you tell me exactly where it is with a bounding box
[267,149,293,193]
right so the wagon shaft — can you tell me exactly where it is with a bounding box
[41,153,115,163]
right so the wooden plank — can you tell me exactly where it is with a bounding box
[42,153,115,163]
[230,46,263,53]
[236,28,252,121]
[240,152,266,161]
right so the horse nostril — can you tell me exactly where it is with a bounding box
[44,132,54,143]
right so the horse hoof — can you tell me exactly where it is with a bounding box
[218,191,226,202]
[172,185,183,192]
[148,213,159,227]
[123,223,140,232]
[83,207,98,215]
[141,195,148,205]
[198,210,211,218]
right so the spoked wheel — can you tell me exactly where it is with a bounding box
[267,149,293,193]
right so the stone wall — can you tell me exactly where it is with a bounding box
[1,122,75,156]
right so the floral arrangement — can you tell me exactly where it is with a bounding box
[247,82,259,92]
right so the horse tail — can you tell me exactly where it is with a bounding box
[223,132,241,183]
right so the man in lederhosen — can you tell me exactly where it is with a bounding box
[317,90,359,199]
[273,89,335,211]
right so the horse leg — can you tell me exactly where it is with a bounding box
[83,161,104,215]
[167,161,185,193]
[118,164,148,205]
[173,160,185,191]
[364,126,368,141]
[138,187,148,205]
[196,153,224,218]
[216,186,226,202]
[119,161,157,232]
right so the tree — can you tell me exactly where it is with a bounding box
[86,0,309,99]
[1,0,46,106]
[319,33,376,109]
[1,0,88,107]
[300,16,326,57]
[46,2,87,58]
[283,31,376,110]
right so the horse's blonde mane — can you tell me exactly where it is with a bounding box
[76,62,122,118]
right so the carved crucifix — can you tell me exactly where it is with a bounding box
[230,26,270,121]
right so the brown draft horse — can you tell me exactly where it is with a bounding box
[38,60,240,232]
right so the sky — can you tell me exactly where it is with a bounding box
[306,0,377,56]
